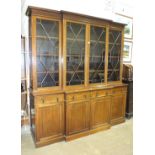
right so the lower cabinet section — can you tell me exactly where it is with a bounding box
[31,93,64,147]
[30,85,127,147]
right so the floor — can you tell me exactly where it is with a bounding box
[21,119,133,155]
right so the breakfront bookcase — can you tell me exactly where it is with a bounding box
[26,6,127,147]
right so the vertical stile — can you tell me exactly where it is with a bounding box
[31,16,37,89]
[85,24,90,87]
[105,24,109,84]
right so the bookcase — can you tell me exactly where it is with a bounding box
[27,6,127,147]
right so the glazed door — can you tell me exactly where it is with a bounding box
[35,17,61,89]
[91,96,111,129]
[66,101,90,135]
[108,29,122,82]
[64,21,86,87]
[89,25,106,84]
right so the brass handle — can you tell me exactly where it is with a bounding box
[72,96,75,100]
[57,98,59,102]
[41,98,44,104]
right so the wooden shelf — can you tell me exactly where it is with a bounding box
[37,53,59,57]
[66,70,104,74]
[108,56,120,58]
[67,54,84,57]
[37,71,59,74]
[67,70,84,73]
[90,40,105,44]
[89,70,104,73]
[36,35,58,40]
[67,38,85,42]
[109,42,121,45]
[108,69,119,71]
[89,55,105,58]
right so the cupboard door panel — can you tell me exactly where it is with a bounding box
[91,97,111,128]
[111,93,126,122]
[37,102,64,140]
[66,101,90,135]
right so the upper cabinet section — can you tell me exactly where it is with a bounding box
[26,6,125,91]
[27,7,62,90]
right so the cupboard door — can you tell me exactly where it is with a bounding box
[36,18,60,87]
[111,93,126,124]
[66,101,90,135]
[108,29,122,81]
[89,25,106,84]
[66,22,86,86]
[36,102,64,140]
[91,97,111,129]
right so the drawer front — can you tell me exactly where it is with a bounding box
[66,92,89,102]
[36,94,64,105]
[91,89,112,98]
[122,86,127,92]
[112,87,123,94]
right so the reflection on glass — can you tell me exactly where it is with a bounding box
[66,22,85,85]
[89,26,106,83]
[36,19,59,87]
[108,30,121,81]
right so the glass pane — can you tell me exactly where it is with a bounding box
[36,19,59,87]
[89,26,106,83]
[108,30,121,81]
[66,22,85,85]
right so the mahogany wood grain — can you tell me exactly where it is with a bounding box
[27,6,127,147]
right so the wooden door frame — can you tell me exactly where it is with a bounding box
[62,19,88,90]
[107,26,124,85]
[31,15,62,91]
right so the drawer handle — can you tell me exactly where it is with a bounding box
[57,98,59,102]
[41,98,44,104]
[72,96,75,100]
[84,95,87,98]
